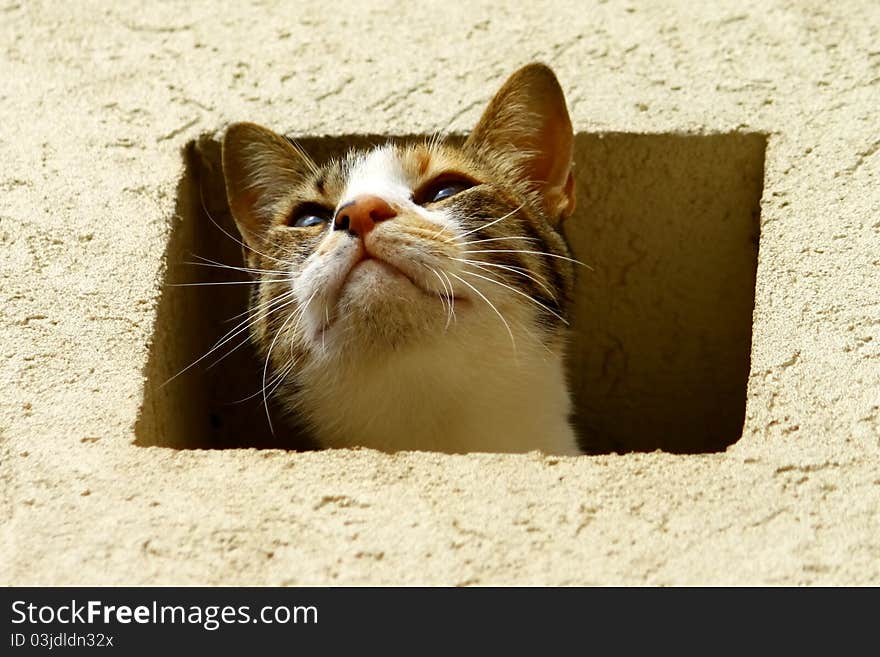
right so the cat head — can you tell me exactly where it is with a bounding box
[222,63,577,367]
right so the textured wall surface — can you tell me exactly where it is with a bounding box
[2,0,878,584]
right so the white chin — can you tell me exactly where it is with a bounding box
[325,259,444,349]
[336,259,423,305]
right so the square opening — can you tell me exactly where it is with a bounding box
[135,131,765,453]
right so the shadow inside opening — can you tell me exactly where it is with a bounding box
[134,131,766,454]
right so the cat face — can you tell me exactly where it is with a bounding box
[222,62,577,381]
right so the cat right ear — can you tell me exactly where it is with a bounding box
[222,122,315,248]
[465,63,576,226]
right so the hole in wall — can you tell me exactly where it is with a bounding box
[134,131,765,453]
[566,133,765,453]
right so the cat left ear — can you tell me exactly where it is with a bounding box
[222,122,315,248]
[465,63,576,225]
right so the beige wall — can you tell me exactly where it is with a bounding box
[2,1,878,584]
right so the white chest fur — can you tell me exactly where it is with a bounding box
[295,318,580,455]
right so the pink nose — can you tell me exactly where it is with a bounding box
[334,195,397,237]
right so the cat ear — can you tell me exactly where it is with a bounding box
[222,122,315,247]
[465,63,576,224]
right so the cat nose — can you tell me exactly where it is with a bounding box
[333,195,397,237]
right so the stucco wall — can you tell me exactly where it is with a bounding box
[2,0,878,584]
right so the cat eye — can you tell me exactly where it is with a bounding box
[294,214,326,228]
[414,174,476,205]
[289,203,332,229]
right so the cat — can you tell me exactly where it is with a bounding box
[221,63,582,455]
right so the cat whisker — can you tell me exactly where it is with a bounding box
[428,224,455,242]
[224,306,254,323]
[223,336,301,407]
[260,305,306,436]
[449,272,517,355]
[452,257,558,303]
[263,362,297,401]
[421,264,448,319]
[186,254,291,276]
[455,267,556,356]
[206,291,301,372]
[231,361,294,405]
[162,317,261,385]
[425,130,443,153]
[440,271,456,329]
[247,288,299,318]
[205,333,252,371]
[223,287,298,324]
[257,291,317,433]
[286,288,321,362]
[163,290,298,385]
[203,293,301,371]
[169,279,290,287]
[422,263,456,329]
[293,289,319,352]
[439,269,457,328]
[459,268,568,325]
[454,236,541,247]
[240,288,299,325]
[284,135,321,177]
[462,248,594,271]
[321,305,331,353]
[447,204,524,243]
[423,117,455,152]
